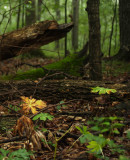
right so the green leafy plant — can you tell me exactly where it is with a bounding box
[126,130,130,139]
[76,117,125,159]
[87,117,124,137]
[91,87,117,94]
[56,100,68,110]
[119,155,129,160]
[33,113,54,121]
[8,104,20,112]
[0,148,33,160]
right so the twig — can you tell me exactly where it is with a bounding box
[0,136,26,144]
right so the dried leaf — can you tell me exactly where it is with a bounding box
[20,96,46,114]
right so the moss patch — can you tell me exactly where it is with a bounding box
[2,54,85,80]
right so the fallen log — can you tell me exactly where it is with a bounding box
[0,79,129,103]
[0,20,73,61]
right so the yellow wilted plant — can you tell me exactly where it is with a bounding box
[20,96,46,114]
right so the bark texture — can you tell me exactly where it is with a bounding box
[0,80,129,103]
[25,0,36,26]
[117,0,130,61]
[72,0,79,50]
[86,0,102,80]
[0,21,73,61]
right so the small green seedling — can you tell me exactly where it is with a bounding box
[56,100,68,110]
[91,86,117,94]
[33,113,54,121]
[8,104,20,112]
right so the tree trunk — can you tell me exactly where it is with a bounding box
[86,0,102,80]
[55,0,61,51]
[116,0,130,61]
[72,0,79,51]
[37,0,42,21]
[65,0,68,57]
[17,0,22,29]
[25,0,36,26]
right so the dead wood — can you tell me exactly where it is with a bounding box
[0,20,73,61]
[0,80,129,103]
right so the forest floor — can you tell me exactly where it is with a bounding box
[0,57,130,160]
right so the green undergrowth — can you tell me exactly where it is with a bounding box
[2,54,85,80]
[102,60,130,76]
[1,55,129,81]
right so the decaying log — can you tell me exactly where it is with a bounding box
[0,80,129,103]
[0,20,73,61]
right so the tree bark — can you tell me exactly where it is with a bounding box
[25,0,36,26]
[0,21,73,61]
[86,0,102,80]
[72,0,79,51]
[116,0,130,61]
[0,80,129,103]
[55,0,61,51]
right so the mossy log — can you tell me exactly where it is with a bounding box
[0,20,73,61]
[0,80,129,103]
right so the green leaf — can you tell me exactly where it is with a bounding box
[96,117,105,122]
[79,133,93,144]
[59,100,65,104]
[91,87,117,95]
[112,129,120,134]
[9,149,33,160]
[111,123,124,129]
[0,148,10,159]
[101,128,109,133]
[87,141,102,154]
[33,113,54,121]
[119,155,129,160]
[108,116,118,121]
[102,122,110,126]
[40,113,54,121]
[91,126,100,131]
[107,140,120,149]
[126,130,130,139]
[80,135,88,144]
[32,113,42,120]
[56,105,61,110]
[41,128,48,132]
[76,125,88,134]
[28,1,32,4]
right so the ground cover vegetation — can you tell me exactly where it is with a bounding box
[0,0,130,159]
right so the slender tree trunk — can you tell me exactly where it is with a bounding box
[72,0,79,51]
[86,0,102,80]
[101,14,107,49]
[36,0,42,21]
[17,0,22,29]
[55,0,61,51]
[108,0,117,57]
[65,0,68,57]
[25,0,36,26]
[22,0,25,27]
[119,0,130,46]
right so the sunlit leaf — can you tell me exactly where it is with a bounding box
[87,141,102,154]
[20,96,46,114]
[91,87,117,95]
